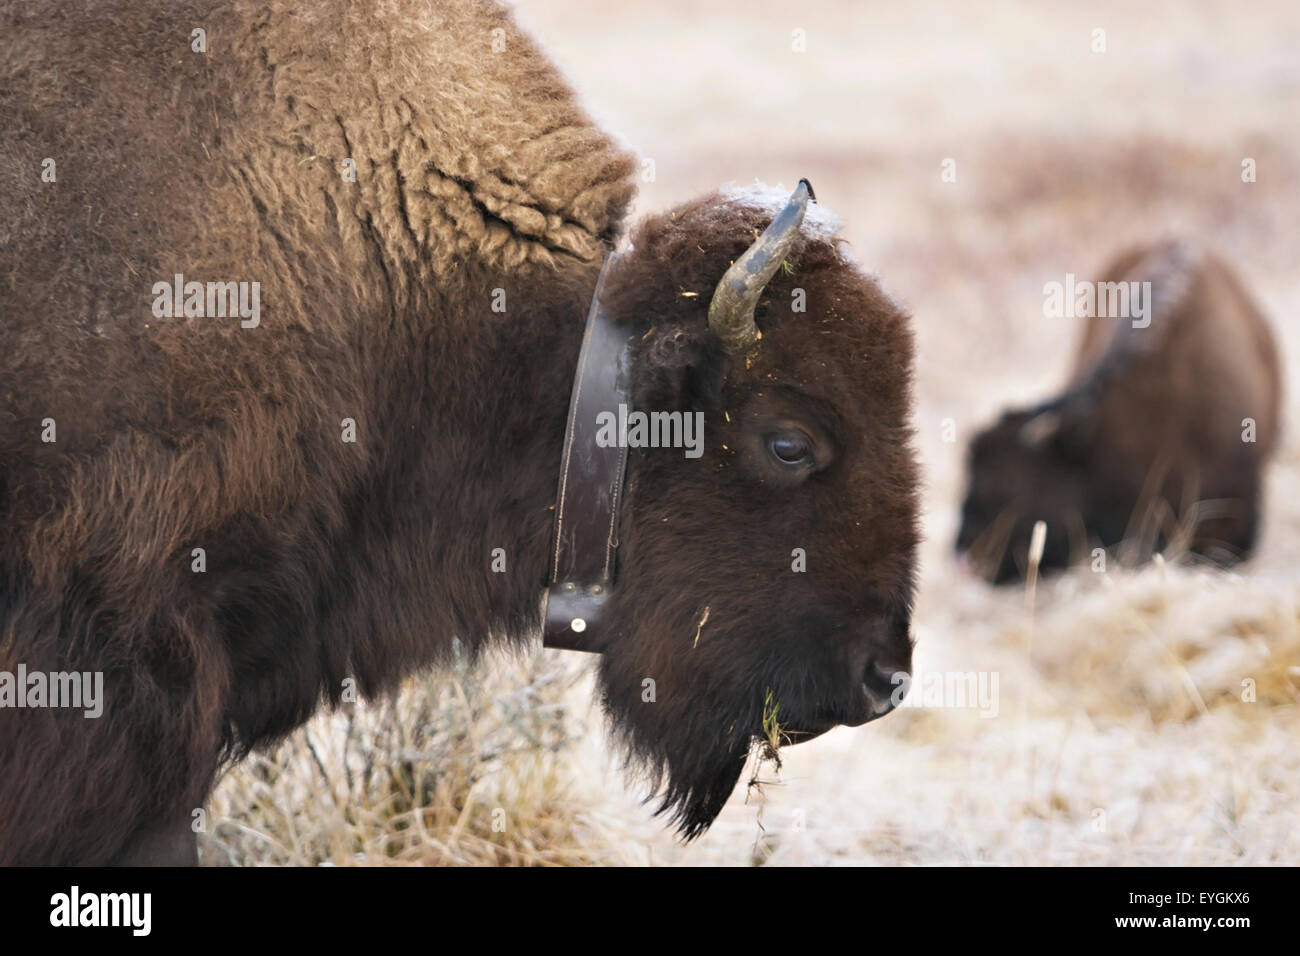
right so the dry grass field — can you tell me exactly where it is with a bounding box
[208,0,1300,865]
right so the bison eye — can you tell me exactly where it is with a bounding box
[768,433,813,466]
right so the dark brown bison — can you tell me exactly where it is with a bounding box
[956,239,1282,583]
[0,0,919,863]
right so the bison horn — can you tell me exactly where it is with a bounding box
[708,178,814,356]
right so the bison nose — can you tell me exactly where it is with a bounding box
[842,611,912,725]
[861,657,911,721]
[852,608,912,723]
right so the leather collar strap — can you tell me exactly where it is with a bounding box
[542,253,640,652]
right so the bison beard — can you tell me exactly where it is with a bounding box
[597,590,901,838]
[601,648,754,839]
[598,601,829,839]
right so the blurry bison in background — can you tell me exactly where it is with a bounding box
[956,239,1283,583]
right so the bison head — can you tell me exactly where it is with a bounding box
[955,406,1091,583]
[584,182,919,836]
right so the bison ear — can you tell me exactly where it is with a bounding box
[1017,411,1059,448]
[1019,407,1093,464]
[634,325,727,412]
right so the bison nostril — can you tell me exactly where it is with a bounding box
[861,660,910,718]
[844,613,912,723]
[865,660,907,694]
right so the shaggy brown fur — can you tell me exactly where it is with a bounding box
[0,0,919,862]
[956,240,1282,583]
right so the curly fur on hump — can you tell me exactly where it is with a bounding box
[0,0,921,863]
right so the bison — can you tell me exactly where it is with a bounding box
[955,239,1282,583]
[0,0,920,863]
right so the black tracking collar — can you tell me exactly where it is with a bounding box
[542,254,641,652]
